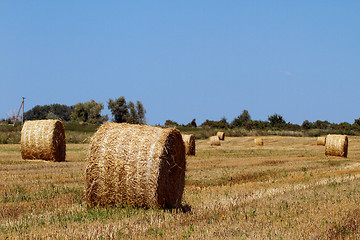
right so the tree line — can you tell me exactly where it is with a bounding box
[165,110,360,134]
[21,97,146,124]
[7,102,360,134]
[165,110,287,128]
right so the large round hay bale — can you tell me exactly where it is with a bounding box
[325,134,348,157]
[217,131,225,140]
[86,122,186,208]
[210,136,220,146]
[317,136,326,146]
[254,137,263,146]
[182,134,195,156]
[21,120,66,162]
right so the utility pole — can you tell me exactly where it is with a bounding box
[22,97,25,124]
[13,97,25,126]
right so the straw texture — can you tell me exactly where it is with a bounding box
[217,132,225,140]
[182,134,195,156]
[325,135,348,157]
[210,136,221,146]
[21,120,66,162]
[254,137,263,146]
[317,136,326,146]
[86,122,186,208]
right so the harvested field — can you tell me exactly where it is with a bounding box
[2,136,360,239]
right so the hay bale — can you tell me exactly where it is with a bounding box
[210,136,221,146]
[325,134,348,157]
[86,122,186,208]
[317,136,326,146]
[182,134,195,155]
[217,131,225,140]
[254,137,263,146]
[21,120,66,162]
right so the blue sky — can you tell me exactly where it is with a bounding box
[1,1,359,125]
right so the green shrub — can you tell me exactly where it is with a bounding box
[0,131,21,144]
[66,131,93,144]
[63,121,100,132]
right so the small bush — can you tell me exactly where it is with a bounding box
[0,132,21,144]
[66,131,93,144]
[63,121,100,132]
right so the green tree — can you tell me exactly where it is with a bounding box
[201,117,229,129]
[24,104,74,121]
[301,120,313,129]
[108,97,147,124]
[165,120,179,127]
[250,120,269,129]
[186,118,197,127]
[127,101,138,124]
[71,103,87,122]
[313,120,330,129]
[354,118,360,126]
[71,100,107,123]
[219,117,229,128]
[108,97,129,123]
[136,101,146,124]
[337,122,352,132]
[46,112,59,120]
[231,110,251,127]
[268,113,286,126]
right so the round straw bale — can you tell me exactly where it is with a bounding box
[217,131,225,140]
[210,136,221,146]
[86,122,186,208]
[317,136,326,146]
[182,134,195,155]
[325,134,348,157]
[21,120,66,162]
[254,137,263,146]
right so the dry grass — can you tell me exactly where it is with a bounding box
[2,136,360,239]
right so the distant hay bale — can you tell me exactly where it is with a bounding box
[254,137,263,146]
[21,120,66,162]
[217,132,225,140]
[210,136,221,146]
[86,122,186,208]
[182,134,195,155]
[325,134,348,158]
[317,136,326,146]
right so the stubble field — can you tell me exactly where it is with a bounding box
[1,136,360,239]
